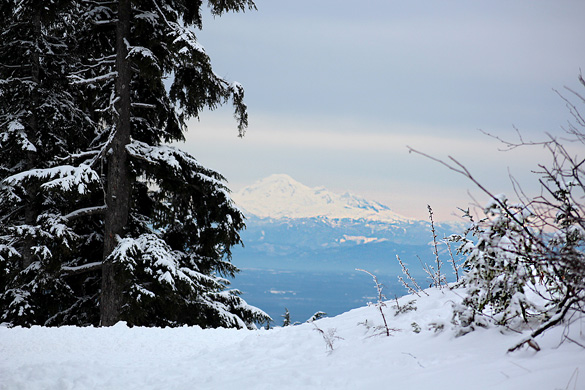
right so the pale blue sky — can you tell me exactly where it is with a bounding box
[179,0,585,221]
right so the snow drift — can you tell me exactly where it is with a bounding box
[1,287,583,390]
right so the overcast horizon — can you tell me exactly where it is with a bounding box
[177,0,585,221]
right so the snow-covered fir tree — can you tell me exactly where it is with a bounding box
[0,0,103,326]
[282,308,291,326]
[0,0,269,328]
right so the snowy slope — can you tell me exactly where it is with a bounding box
[231,174,411,222]
[2,287,583,390]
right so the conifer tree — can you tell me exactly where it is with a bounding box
[0,0,270,328]
[282,308,291,326]
[0,0,102,326]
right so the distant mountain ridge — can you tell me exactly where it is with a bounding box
[229,174,465,276]
[231,174,410,223]
[228,174,464,322]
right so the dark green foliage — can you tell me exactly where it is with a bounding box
[0,0,102,326]
[282,308,291,326]
[0,0,269,328]
[308,311,327,322]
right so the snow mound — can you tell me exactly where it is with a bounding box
[1,287,583,390]
[232,174,410,222]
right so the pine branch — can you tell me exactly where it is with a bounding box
[55,150,100,163]
[69,71,117,85]
[63,205,107,221]
[61,261,103,275]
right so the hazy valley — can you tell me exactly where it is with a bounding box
[229,174,463,323]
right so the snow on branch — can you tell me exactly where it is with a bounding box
[109,233,201,291]
[131,103,157,109]
[0,244,20,261]
[508,295,582,352]
[3,164,101,195]
[173,28,206,56]
[61,261,103,275]
[69,71,117,86]
[149,0,206,56]
[127,141,187,171]
[126,141,224,187]
[198,292,249,329]
[63,205,107,221]
[1,120,37,152]
[135,11,159,25]
[84,5,116,25]
[126,46,160,70]
[4,214,79,254]
[39,214,79,247]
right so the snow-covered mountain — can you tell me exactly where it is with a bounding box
[228,174,463,321]
[229,174,463,275]
[231,174,410,223]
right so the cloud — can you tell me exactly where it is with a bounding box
[185,111,550,163]
[182,1,585,220]
[183,111,552,202]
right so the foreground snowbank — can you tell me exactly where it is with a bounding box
[1,288,583,390]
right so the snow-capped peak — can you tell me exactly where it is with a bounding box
[232,174,410,222]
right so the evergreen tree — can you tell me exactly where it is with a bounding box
[282,308,291,326]
[0,0,102,326]
[0,0,270,328]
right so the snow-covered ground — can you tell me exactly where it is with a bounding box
[1,288,583,390]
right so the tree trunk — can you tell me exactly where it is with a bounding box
[21,8,42,270]
[100,0,132,326]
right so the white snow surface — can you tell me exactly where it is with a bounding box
[2,287,583,390]
[232,173,411,222]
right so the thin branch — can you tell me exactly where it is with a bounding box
[427,205,443,288]
[61,261,103,275]
[63,205,107,221]
[407,146,545,250]
[69,71,117,85]
[508,295,581,353]
[356,268,392,336]
[444,238,459,283]
[396,255,428,296]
